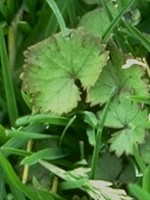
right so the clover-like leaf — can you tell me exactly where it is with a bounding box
[21,29,108,115]
[86,44,149,106]
[102,94,148,157]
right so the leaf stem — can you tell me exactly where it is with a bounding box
[45,0,70,37]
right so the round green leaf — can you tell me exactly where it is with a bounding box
[21,29,108,115]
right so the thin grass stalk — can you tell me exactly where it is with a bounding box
[102,0,135,42]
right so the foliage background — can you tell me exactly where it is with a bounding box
[0,0,150,199]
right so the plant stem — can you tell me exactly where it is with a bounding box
[22,140,33,184]
[133,143,146,174]
[45,0,70,37]
[90,88,116,179]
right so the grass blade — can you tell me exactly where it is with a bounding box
[44,0,67,37]
[0,152,41,200]
[0,167,5,200]
[16,114,70,126]
[45,0,70,37]
[0,25,18,126]
[129,184,150,200]
[59,115,76,145]
[123,22,150,52]
[22,147,70,165]
[142,167,150,193]
[6,129,59,140]
[2,147,31,157]
[102,0,135,42]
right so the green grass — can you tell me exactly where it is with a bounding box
[0,0,150,199]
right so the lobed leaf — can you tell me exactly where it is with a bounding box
[21,28,108,115]
[87,44,149,106]
[104,94,148,156]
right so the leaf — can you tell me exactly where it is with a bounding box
[95,152,122,182]
[140,135,150,164]
[86,127,96,146]
[104,94,148,156]
[87,44,149,106]
[119,163,136,184]
[21,28,108,115]
[79,5,118,38]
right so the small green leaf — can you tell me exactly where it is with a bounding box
[83,111,98,128]
[21,28,108,115]
[86,127,96,146]
[105,94,148,156]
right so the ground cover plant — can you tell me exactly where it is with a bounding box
[0,0,150,199]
